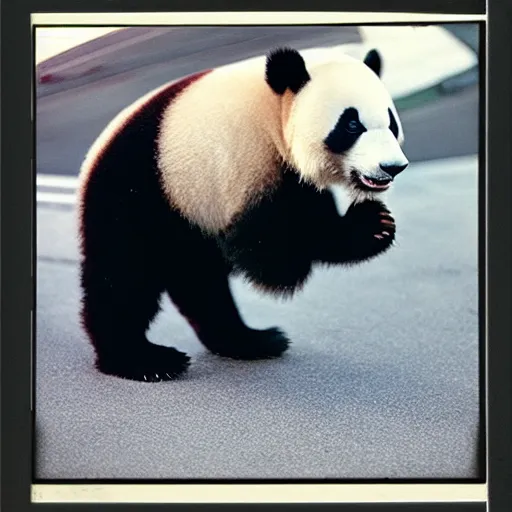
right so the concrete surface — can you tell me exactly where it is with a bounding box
[358,25,477,98]
[36,27,125,65]
[35,155,480,480]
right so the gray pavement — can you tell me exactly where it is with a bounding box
[35,155,480,480]
[35,26,481,480]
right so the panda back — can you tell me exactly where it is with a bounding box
[157,59,285,233]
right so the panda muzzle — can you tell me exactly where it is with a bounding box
[357,170,393,190]
[356,162,408,191]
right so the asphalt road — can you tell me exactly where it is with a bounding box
[35,27,481,480]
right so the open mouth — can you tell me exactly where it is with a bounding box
[353,172,393,191]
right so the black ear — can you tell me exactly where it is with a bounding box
[265,47,310,95]
[363,48,382,77]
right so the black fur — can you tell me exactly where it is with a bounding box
[379,162,407,178]
[389,108,399,139]
[220,169,395,287]
[80,73,396,383]
[363,48,382,77]
[324,107,367,154]
[219,171,317,297]
[265,47,311,95]
[312,199,395,264]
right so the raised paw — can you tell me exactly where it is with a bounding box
[96,343,191,382]
[374,209,396,240]
[344,200,396,257]
[204,326,290,360]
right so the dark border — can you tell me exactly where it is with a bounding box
[4,1,508,512]
[487,2,512,512]
[19,0,488,14]
[476,18,487,486]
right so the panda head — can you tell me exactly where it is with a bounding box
[266,47,408,199]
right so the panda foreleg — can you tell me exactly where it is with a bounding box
[164,231,290,360]
[313,198,396,265]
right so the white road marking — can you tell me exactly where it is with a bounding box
[37,174,80,189]
[37,192,76,205]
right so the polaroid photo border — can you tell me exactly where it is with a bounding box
[3,0,510,511]
[29,8,487,502]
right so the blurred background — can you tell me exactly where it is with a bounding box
[35,24,482,481]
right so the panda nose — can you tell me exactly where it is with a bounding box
[379,162,408,177]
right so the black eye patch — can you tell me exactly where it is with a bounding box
[324,107,367,154]
[389,108,399,139]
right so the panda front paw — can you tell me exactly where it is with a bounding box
[344,200,396,259]
[202,326,290,360]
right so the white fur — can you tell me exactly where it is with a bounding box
[157,58,287,233]
[285,59,407,198]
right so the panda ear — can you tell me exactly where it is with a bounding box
[265,47,311,95]
[363,48,382,77]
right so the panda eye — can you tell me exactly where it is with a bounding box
[346,119,361,134]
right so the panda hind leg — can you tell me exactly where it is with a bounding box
[80,255,191,382]
[165,234,290,360]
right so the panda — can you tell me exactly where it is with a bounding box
[77,46,408,382]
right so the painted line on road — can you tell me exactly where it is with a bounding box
[37,174,80,189]
[37,174,79,205]
[37,192,76,205]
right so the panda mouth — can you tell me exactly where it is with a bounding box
[354,173,393,191]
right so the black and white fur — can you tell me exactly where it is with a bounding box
[78,47,408,382]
